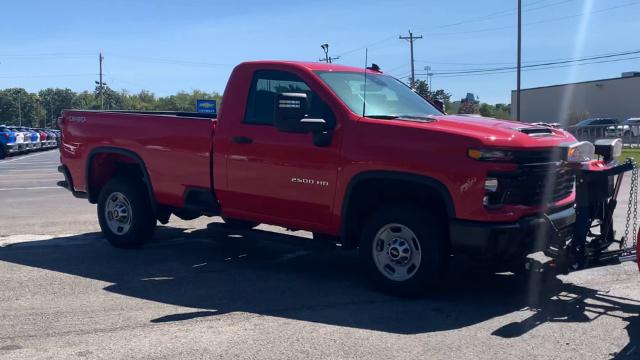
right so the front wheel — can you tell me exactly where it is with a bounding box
[360,205,447,296]
[97,178,156,248]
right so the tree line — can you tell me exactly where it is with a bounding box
[0,86,222,128]
[1,81,511,128]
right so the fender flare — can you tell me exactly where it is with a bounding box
[86,147,157,213]
[340,171,455,241]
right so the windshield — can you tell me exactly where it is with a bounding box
[316,71,442,118]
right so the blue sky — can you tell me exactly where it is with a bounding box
[1,0,638,104]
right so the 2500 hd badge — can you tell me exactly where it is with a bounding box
[291,177,329,187]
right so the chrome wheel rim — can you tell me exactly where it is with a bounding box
[105,192,133,235]
[372,223,422,282]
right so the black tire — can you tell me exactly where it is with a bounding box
[0,145,6,159]
[222,217,259,230]
[97,177,156,248]
[360,205,447,296]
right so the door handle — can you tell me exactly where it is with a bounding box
[232,136,253,144]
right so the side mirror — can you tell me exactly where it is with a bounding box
[275,92,309,133]
[275,92,329,134]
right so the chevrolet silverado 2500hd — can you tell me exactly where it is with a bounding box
[58,61,589,294]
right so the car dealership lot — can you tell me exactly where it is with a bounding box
[0,150,638,359]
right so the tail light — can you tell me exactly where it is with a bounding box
[3,133,8,139]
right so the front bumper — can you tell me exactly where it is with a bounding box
[449,206,576,260]
[5,143,20,154]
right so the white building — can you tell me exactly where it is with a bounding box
[511,72,640,124]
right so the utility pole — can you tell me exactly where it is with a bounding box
[96,52,106,110]
[319,44,340,63]
[424,65,433,91]
[516,0,522,122]
[399,30,422,87]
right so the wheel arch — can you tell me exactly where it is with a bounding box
[86,147,157,213]
[339,171,455,248]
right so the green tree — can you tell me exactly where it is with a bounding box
[94,85,125,110]
[479,103,494,117]
[39,88,76,127]
[72,91,99,110]
[0,88,39,126]
[411,79,452,112]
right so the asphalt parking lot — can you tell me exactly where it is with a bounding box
[0,150,638,359]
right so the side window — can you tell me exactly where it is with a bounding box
[243,70,334,127]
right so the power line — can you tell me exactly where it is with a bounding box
[109,54,233,68]
[422,54,640,79]
[0,73,96,79]
[416,0,576,32]
[332,0,574,59]
[416,48,640,68]
[429,49,640,76]
[423,1,640,37]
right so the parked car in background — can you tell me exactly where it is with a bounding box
[606,117,640,137]
[575,117,619,128]
[0,125,19,159]
[7,127,25,152]
[0,126,60,159]
[567,118,619,142]
[15,127,32,151]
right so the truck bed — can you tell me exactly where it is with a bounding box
[60,110,216,208]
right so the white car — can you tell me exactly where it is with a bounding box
[607,118,640,137]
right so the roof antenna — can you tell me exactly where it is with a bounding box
[362,48,368,117]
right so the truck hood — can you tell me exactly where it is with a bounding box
[425,114,575,148]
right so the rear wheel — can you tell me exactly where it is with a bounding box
[0,145,6,159]
[222,217,259,230]
[97,178,156,248]
[360,205,447,296]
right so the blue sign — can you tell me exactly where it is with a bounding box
[196,99,217,114]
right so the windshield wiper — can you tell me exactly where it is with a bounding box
[365,114,437,122]
[398,115,437,121]
[366,115,400,119]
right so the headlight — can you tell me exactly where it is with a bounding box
[565,141,595,163]
[594,138,622,162]
[468,149,514,161]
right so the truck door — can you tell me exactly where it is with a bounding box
[225,69,340,230]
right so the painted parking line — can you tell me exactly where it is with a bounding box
[0,186,60,191]
[1,161,60,166]
[0,151,54,165]
[0,174,60,178]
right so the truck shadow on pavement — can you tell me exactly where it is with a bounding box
[0,223,637,352]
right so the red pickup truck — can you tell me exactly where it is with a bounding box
[58,61,589,294]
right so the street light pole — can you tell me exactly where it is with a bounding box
[516,0,522,122]
[18,92,22,127]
